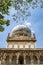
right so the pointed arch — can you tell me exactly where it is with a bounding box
[18,55,24,64]
[26,56,31,64]
[5,55,10,64]
[40,56,43,64]
[33,56,38,64]
[12,55,17,64]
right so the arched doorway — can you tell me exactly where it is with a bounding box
[33,56,38,64]
[5,55,10,64]
[40,56,43,64]
[12,55,17,64]
[18,55,24,64]
[26,56,31,64]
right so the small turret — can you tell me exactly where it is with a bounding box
[7,33,10,40]
[33,33,36,39]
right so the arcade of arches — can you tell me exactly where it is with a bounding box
[0,50,43,64]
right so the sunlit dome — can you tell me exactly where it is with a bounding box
[11,25,31,36]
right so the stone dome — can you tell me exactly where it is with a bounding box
[11,25,31,36]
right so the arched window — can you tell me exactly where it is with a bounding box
[18,55,24,64]
[30,44,34,48]
[26,56,31,64]
[25,45,29,48]
[12,55,17,64]
[8,44,12,48]
[40,56,43,64]
[33,56,38,64]
[14,44,18,48]
[19,45,23,48]
[5,55,10,64]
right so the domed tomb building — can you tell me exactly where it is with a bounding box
[0,25,43,65]
[7,25,36,48]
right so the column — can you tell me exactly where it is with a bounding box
[0,57,2,64]
[0,61,1,65]
[23,53,26,64]
[9,58,12,64]
[9,55,12,64]
[37,56,40,65]
[31,59,33,64]
[0,58,1,65]
[1,55,6,64]
[31,55,33,64]
[37,54,40,65]
[2,59,5,64]
[38,59,40,64]
[24,56,26,64]
[16,54,19,64]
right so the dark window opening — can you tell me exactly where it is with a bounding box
[18,56,24,64]
[40,56,43,64]
[33,56,38,64]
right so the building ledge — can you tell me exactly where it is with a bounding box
[0,48,43,51]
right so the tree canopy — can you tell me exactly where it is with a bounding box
[0,0,12,32]
[0,0,43,32]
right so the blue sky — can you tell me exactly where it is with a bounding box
[0,7,43,48]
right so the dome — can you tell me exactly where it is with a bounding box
[11,25,31,36]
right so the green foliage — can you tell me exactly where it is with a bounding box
[26,0,32,3]
[6,20,10,26]
[0,0,12,14]
[0,25,4,32]
[0,0,12,32]
[0,19,10,25]
[0,0,43,32]
[0,19,10,32]
[0,14,4,19]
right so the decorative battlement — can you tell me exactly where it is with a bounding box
[7,36,36,42]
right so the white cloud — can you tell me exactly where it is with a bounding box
[23,0,26,1]
[24,22,35,34]
[31,30,35,33]
[31,28,35,34]
[24,22,31,27]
